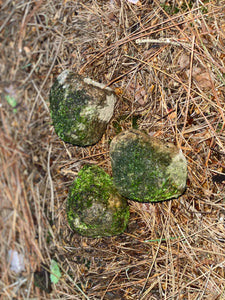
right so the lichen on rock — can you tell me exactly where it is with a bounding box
[67,165,129,237]
[109,129,187,202]
[49,70,117,146]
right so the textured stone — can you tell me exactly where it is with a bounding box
[67,165,129,237]
[110,129,187,202]
[49,70,116,146]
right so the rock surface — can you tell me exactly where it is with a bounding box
[110,129,187,202]
[67,165,129,237]
[49,70,116,146]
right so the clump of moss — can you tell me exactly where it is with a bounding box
[67,165,129,237]
[110,129,187,202]
[49,70,117,146]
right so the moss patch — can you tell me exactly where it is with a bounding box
[67,165,129,237]
[110,129,187,202]
[49,71,116,146]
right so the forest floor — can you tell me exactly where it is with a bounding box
[1,0,225,299]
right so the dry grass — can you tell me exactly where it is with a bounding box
[1,0,225,299]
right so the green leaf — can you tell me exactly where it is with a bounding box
[50,259,61,284]
[5,95,17,108]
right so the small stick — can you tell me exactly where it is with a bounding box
[135,38,189,47]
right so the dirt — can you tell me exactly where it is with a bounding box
[1,0,225,299]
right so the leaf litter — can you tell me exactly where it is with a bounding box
[1,0,225,299]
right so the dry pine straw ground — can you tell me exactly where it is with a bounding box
[1,0,225,299]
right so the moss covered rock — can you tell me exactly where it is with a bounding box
[49,70,117,146]
[67,165,129,237]
[110,129,187,202]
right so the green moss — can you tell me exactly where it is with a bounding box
[49,80,96,145]
[112,114,141,134]
[110,130,187,202]
[67,165,129,237]
[49,72,113,146]
[160,3,179,15]
[111,138,174,201]
[112,120,122,134]
[132,115,141,130]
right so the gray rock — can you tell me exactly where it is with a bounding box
[49,70,117,146]
[110,129,187,202]
[67,165,130,237]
